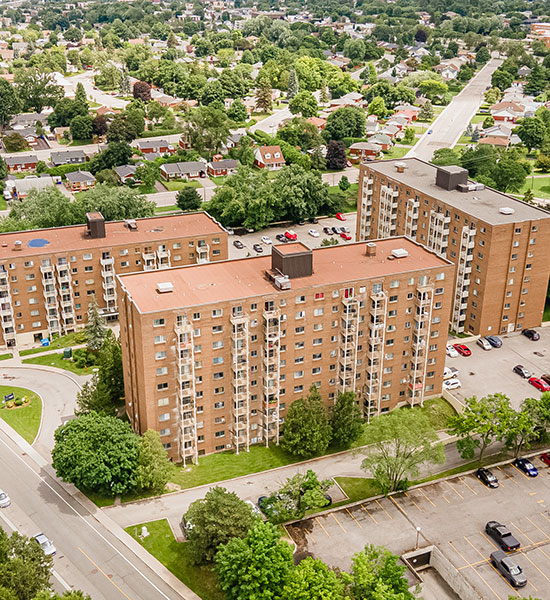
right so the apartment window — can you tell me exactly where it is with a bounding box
[29,298,38,305]
[159,413,170,422]
[32,321,41,328]
[157,383,168,391]
[314,292,324,300]
[84,266,93,272]
[83,253,92,261]
[312,367,321,375]
[511,254,518,260]
[313,353,322,360]
[389,295,398,303]
[294,371,304,378]
[388,310,397,317]
[296,295,305,304]
[25,274,35,281]
[383,366,393,374]
[156,367,168,376]
[313,323,323,331]
[158,398,169,407]
[192,312,201,320]
[295,341,305,349]
[214,401,224,409]
[296,310,305,319]
[250,303,257,311]
[213,387,225,395]
[522,288,528,295]
[294,385,303,393]
[120,249,129,256]
[386,339,394,346]
[121,261,129,267]
[153,318,165,327]
[295,326,305,334]
[313,308,324,316]
[194,328,201,336]
[212,325,223,333]
[212,308,223,317]
[154,335,166,344]
[155,351,167,360]
[515,227,522,234]
[213,340,223,349]
[159,428,170,437]
[390,280,399,288]
[530,238,536,245]
[526,263,532,270]
[213,372,224,380]
[313,338,322,345]
[27,286,36,292]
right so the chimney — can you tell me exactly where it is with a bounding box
[366,242,377,257]
[395,161,407,174]
[86,212,106,239]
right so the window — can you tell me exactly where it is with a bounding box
[158,398,169,407]
[294,371,304,378]
[313,338,322,345]
[83,253,92,260]
[294,385,303,393]
[295,326,305,334]
[389,295,398,303]
[214,387,224,395]
[159,413,170,422]
[296,310,305,319]
[390,280,399,288]
[157,382,168,391]
[212,325,223,333]
[213,356,224,365]
[212,308,223,317]
[192,312,201,320]
[213,340,223,349]
[314,292,324,300]
[214,401,224,409]
[154,335,166,344]
[155,351,166,360]
[213,372,224,380]
[156,367,168,376]
[159,428,170,436]
[153,318,165,327]
[296,295,305,304]
[313,308,324,316]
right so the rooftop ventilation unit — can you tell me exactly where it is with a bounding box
[395,161,407,173]
[274,275,291,290]
[499,207,515,215]
[391,248,409,259]
[13,241,22,251]
[156,282,174,293]
[125,219,138,231]
[366,242,377,257]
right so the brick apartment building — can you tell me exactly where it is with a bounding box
[0,212,228,348]
[117,238,454,463]
[356,158,550,336]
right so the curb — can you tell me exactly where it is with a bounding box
[5,364,85,389]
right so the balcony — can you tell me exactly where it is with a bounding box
[40,265,54,275]
[100,257,114,267]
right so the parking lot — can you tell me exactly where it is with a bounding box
[447,329,550,410]
[228,213,358,259]
[287,458,550,600]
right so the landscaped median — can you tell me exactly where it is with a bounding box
[0,384,42,444]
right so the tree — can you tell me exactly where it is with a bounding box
[75,372,115,417]
[449,394,514,462]
[326,140,347,170]
[33,592,92,600]
[255,81,273,113]
[89,142,133,174]
[215,522,293,600]
[132,81,151,102]
[476,46,490,64]
[345,544,414,600]
[107,114,136,143]
[483,115,495,129]
[74,184,155,222]
[491,68,514,91]
[339,175,350,191]
[0,79,20,128]
[70,114,93,141]
[185,487,258,564]
[281,385,332,458]
[504,398,540,458]
[227,99,248,122]
[310,146,326,171]
[74,83,88,112]
[402,127,415,145]
[15,69,63,112]
[484,88,501,105]
[282,557,344,600]
[134,162,159,189]
[92,115,108,138]
[97,329,124,406]
[418,79,448,101]
[201,80,225,106]
[523,188,535,204]
[525,64,546,97]
[368,96,387,119]
[86,296,107,352]
[3,133,28,153]
[492,159,528,193]
[535,154,550,172]
[517,117,546,153]
[119,69,131,96]
[418,100,433,122]
[182,106,230,158]
[52,412,139,496]
[176,187,202,212]
[324,107,366,141]
[287,69,299,100]
[136,430,172,493]
[432,148,461,166]
[289,91,318,118]
[361,410,445,493]
[331,391,364,448]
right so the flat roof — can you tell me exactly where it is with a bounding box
[0,212,226,260]
[366,158,550,225]
[118,237,452,314]
[276,242,311,255]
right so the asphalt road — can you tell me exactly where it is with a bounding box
[408,57,502,162]
[0,426,190,600]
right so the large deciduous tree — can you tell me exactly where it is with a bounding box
[516,117,546,154]
[135,430,172,493]
[176,187,202,212]
[325,140,347,170]
[324,107,365,141]
[15,69,63,112]
[182,106,230,158]
[282,557,344,600]
[132,81,151,102]
[289,91,318,118]
[0,80,20,128]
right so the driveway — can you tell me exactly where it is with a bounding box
[250,107,293,135]
[322,166,359,186]
[409,57,502,162]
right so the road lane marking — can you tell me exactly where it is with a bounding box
[345,508,362,529]
[459,477,477,496]
[444,480,463,499]
[314,517,330,538]
[375,499,392,520]
[78,547,132,600]
[330,513,347,533]
[360,504,377,524]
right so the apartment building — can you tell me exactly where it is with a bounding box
[0,212,228,348]
[117,238,454,463]
[356,158,550,335]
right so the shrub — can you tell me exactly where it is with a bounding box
[14,398,23,406]
[6,401,13,408]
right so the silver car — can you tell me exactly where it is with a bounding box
[34,533,56,556]
[477,337,492,351]
[0,489,10,508]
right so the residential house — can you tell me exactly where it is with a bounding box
[349,142,381,162]
[11,175,57,199]
[3,128,41,147]
[379,124,401,140]
[478,136,510,149]
[306,116,327,132]
[53,127,71,143]
[137,139,176,155]
[159,161,206,180]
[179,136,192,150]
[65,170,96,192]
[50,150,87,167]
[386,116,409,132]
[365,119,380,137]
[369,133,392,151]
[5,155,38,173]
[434,62,460,81]
[114,165,139,184]
[490,101,525,123]
[207,159,239,177]
[253,145,285,170]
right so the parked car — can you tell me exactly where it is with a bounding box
[442,378,461,390]
[485,521,520,550]
[275,234,287,243]
[33,533,56,556]
[513,365,530,379]
[245,499,262,516]
[308,229,319,238]
[490,551,527,588]
[485,335,502,348]
[476,337,492,351]
[261,235,272,245]
[475,468,499,489]
[427,129,432,135]
[0,489,10,508]
[340,226,350,233]
[453,343,471,356]
[331,226,342,234]
[446,344,459,358]
[540,453,550,466]
[529,377,550,392]
[233,240,244,249]
[540,374,550,386]
[252,244,263,253]
[284,230,297,240]
[309,217,319,224]
[180,516,194,536]
[340,232,352,241]
[522,329,540,341]
[513,457,538,477]
[335,213,346,221]
[323,227,333,235]
[443,366,459,380]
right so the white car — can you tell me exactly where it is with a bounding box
[308,229,320,238]
[443,366,459,380]
[260,236,272,245]
[34,533,56,556]
[443,378,461,391]
[446,344,459,358]
[245,499,262,515]
[0,489,10,508]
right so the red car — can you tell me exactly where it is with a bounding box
[284,230,297,240]
[340,232,352,240]
[540,453,550,466]
[335,213,346,221]
[453,343,471,356]
[529,377,550,392]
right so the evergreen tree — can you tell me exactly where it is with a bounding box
[74,82,88,112]
[86,296,108,352]
[255,81,272,113]
[310,146,326,170]
[287,69,299,101]
[523,188,535,204]
[119,68,131,96]
[525,64,546,97]
[331,391,364,448]
[418,100,433,121]
[319,83,329,104]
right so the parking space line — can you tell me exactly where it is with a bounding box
[444,480,463,499]
[510,463,531,479]
[496,466,518,486]
[526,516,550,540]
[388,495,407,518]
[361,504,377,524]
[521,550,549,585]
[459,476,478,496]
[375,499,392,520]
[541,512,550,524]
[441,494,450,503]
[464,536,487,561]
[510,521,536,545]
[314,517,331,538]
[404,492,423,512]
[448,540,470,566]
[481,531,500,551]
[418,488,436,507]
[330,513,347,533]
[345,508,363,529]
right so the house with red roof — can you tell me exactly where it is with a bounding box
[253,145,285,170]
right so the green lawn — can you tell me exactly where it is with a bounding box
[415,451,507,484]
[328,182,358,213]
[519,176,550,200]
[0,353,13,361]
[470,115,486,124]
[20,331,86,356]
[0,385,42,444]
[125,520,224,600]
[382,146,410,160]
[155,205,182,214]
[209,176,227,185]
[70,139,94,146]
[334,477,380,503]
[163,180,202,192]
[22,352,92,375]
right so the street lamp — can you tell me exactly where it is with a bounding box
[415,526,421,550]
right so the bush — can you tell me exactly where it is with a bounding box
[14,398,23,406]
[6,401,13,408]
[72,348,97,368]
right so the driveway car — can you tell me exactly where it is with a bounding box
[0,489,10,508]
[540,453,550,466]
[252,244,263,253]
[261,235,272,245]
[453,344,471,356]
[442,378,461,390]
[308,229,319,238]
[476,337,492,351]
[475,468,499,489]
[340,232,352,241]
[335,213,346,221]
[513,365,530,379]
[323,227,333,235]
[446,344,459,358]
[485,335,502,348]
[490,551,527,588]
[34,533,56,556]
[529,377,550,392]
[513,457,538,477]
[443,366,459,380]
[485,521,520,550]
[522,329,540,341]
[285,230,297,241]
[233,240,244,249]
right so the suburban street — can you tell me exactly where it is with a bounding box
[408,57,502,162]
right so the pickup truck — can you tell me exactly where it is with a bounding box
[490,550,527,587]
[485,521,520,551]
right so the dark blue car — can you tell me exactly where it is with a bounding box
[485,335,502,348]
[513,458,538,477]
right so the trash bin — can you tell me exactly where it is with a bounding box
[63,347,72,359]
